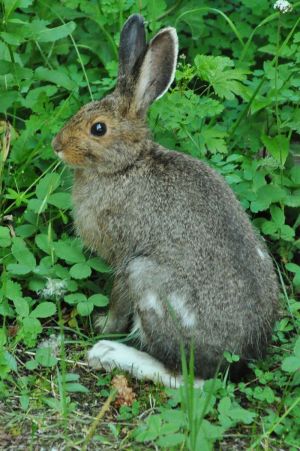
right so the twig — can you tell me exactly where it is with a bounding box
[82,389,117,450]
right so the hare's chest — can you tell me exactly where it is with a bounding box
[72,179,127,263]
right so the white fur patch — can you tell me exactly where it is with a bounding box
[256,246,266,260]
[168,293,197,328]
[88,340,203,388]
[139,291,163,317]
[127,258,155,292]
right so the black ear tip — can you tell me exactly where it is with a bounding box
[123,14,145,31]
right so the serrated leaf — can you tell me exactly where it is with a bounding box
[0,226,11,247]
[195,54,247,100]
[35,348,57,367]
[54,240,85,264]
[7,263,32,275]
[5,280,22,301]
[251,185,286,212]
[261,220,277,235]
[4,351,17,372]
[11,237,36,271]
[87,257,111,273]
[201,127,227,154]
[30,302,56,318]
[13,297,29,317]
[270,205,285,227]
[279,224,295,241]
[261,135,289,166]
[21,317,42,346]
[157,433,186,448]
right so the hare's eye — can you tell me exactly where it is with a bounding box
[90,122,107,136]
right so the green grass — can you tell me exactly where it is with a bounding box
[0,0,300,449]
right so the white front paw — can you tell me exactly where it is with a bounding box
[88,340,119,371]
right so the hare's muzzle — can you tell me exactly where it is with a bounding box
[52,135,64,160]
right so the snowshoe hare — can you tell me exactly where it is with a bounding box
[52,14,278,387]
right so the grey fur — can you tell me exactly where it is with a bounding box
[52,16,278,379]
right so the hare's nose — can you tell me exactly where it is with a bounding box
[52,135,62,153]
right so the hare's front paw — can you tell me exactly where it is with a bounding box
[88,340,118,370]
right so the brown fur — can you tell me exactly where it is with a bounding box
[52,15,278,379]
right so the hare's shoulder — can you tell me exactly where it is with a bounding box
[147,146,233,198]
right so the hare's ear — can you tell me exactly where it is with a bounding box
[118,14,147,85]
[133,27,178,115]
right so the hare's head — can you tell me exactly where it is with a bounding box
[52,15,178,171]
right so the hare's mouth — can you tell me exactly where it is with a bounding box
[57,151,65,160]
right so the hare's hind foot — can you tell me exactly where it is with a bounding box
[87,340,204,389]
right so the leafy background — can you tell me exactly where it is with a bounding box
[0,0,299,449]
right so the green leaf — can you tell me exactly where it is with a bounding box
[135,415,162,442]
[35,348,57,367]
[281,356,300,373]
[48,192,72,209]
[35,67,76,91]
[35,234,53,255]
[64,293,87,305]
[201,127,227,154]
[70,263,92,279]
[194,54,247,100]
[54,240,85,264]
[5,280,22,301]
[30,302,56,318]
[25,359,38,370]
[27,198,47,214]
[66,382,89,393]
[37,21,76,42]
[261,220,277,236]
[89,294,109,307]
[10,237,36,273]
[294,337,300,358]
[21,317,42,346]
[0,226,11,247]
[0,90,19,112]
[36,173,60,199]
[270,205,285,227]
[251,185,286,212]
[77,301,94,316]
[290,166,300,185]
[13,297,29,317]
[15,224,36,238]
[7,263,33,275]
[261,135,289,166]
[87,257,111,273]
[4,351,17,372]
[157,433,186,448]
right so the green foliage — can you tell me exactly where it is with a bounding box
[0,0,300,449]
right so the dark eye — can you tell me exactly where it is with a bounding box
[90,122,107,136]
